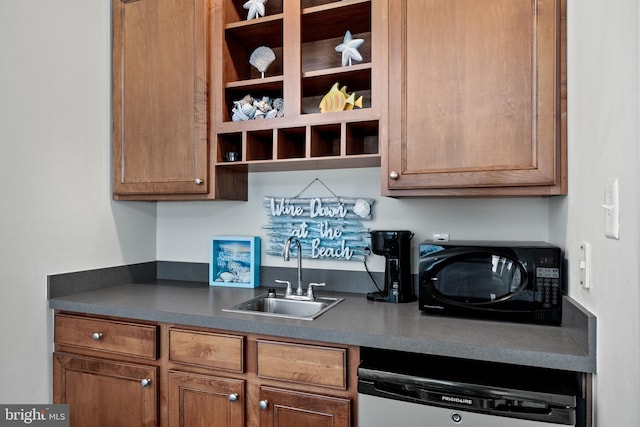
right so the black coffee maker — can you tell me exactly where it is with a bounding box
[367,230,416,303]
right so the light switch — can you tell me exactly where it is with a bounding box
[603,179,619,239]
[579,242,591,289]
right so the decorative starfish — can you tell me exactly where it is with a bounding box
[335,30,364,67]
[243,0,268,20]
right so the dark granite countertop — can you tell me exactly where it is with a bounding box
[48,279,596,373]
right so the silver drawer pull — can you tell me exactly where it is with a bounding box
[228,393,238,402]
[92,332,103,341]
[259,400,268,410]
[140,379,152,387]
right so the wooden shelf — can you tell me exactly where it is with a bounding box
[216,118,380,172]
[225,0,283,25]
[302,0,371,43]
[302,32,372,73]
[224,14,284,48]
[225,76,284,91]
[233,154,381,173]
[214,0,379,173]
[223,15,283,84]
[277,127,306,159]
[302,64,372,97]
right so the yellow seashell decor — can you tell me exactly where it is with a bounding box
[319,82,364,113]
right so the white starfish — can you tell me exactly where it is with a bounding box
[335,30,364,67]
[243,0,268,20]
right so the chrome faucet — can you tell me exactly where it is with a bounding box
[283,236,303,296]
[281,237,326,300]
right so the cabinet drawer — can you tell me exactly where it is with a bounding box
[169,328,244,373]
[54,314,158,360]
[257,340,347,389]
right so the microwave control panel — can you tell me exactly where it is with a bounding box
[535,267,561,308]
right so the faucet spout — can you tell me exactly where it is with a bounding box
[284,236,303,295]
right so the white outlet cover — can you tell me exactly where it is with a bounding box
[579,242,591,289]
[603,179,619,239]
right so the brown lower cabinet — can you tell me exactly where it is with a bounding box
[53,354,158,427]
[259,387,351,427]
[167,371,245,427]
[53,312,358,427]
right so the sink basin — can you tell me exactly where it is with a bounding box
[223,293,344,320]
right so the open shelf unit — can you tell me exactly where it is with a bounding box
[216,118,380,172]
[212,0,385,172]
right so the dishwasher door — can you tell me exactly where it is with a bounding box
[357,349,579,427]
[359,393,566,427]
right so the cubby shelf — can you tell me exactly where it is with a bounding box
[216,119,380,171]
[213,0,383,172]
[302,0,372,42]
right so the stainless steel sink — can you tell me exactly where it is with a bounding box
[223,293,344,320]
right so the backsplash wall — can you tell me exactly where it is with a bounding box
[156,167,552,276]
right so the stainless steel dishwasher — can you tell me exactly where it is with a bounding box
[358,348,583,426]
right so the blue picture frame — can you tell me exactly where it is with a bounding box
[209,236,261,288]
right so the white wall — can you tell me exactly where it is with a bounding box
[1,1,639,425]
[157,167,551,273]
[552,0,640,424]
[0,1,157,403]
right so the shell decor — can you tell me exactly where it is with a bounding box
[249,46,276,78]
[232,95,284,121]
[218,272,235,282]
[353,199,372,219]
[335,30,364,67]
[243,0,268,20]
[319,83,364,113]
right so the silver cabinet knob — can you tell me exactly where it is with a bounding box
[92,332,103,341]
[228,393,238,402]
[194,178,203,185]
[389,171,400,180]
[259,400,269,410]
[140,379,152,387]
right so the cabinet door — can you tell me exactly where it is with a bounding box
[168,371,244,427]
[386,0,566,196]
[53,353,157,427]
[259,386,351,427]
[112,0,208,196]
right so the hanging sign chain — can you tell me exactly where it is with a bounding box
[293,178,339,200]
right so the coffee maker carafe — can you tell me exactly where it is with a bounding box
[367,230,416,303]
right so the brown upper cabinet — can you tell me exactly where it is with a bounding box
[384,0,567,196]
[112,0,567,200]
[112,0,386,201]
[112,0,246,200]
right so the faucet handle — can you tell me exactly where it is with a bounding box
[275,279,292,296]
[307,282,326,299]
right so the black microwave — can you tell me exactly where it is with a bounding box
[419,241,563,325]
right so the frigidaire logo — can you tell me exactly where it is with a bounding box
[441,395,473,405]
[1,405,68,426]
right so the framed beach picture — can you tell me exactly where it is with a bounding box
[209,236,261,288]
